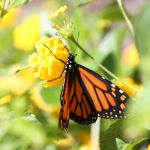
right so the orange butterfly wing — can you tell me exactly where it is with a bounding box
[59,70,70,129]
[78,64,128,119]
[59,65,97,129]
[59,61,128,129]
[69,72,98,125]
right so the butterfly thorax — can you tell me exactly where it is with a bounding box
[65,53,76,72]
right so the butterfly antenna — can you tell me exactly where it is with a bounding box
[55,33,70,54]
[43,44,66,64]
[73,31,80,54]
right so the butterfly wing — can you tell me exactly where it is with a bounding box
[59,60,128,129]
[77,64,128,119]
[68,69,98,125]
[59,64,98,128]
[59,70,70,129]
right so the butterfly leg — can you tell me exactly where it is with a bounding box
[47,70,65,82]
[43,44,66,64]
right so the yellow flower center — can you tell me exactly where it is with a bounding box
[29,37,70,87]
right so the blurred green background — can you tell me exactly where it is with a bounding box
[0,0,150,150]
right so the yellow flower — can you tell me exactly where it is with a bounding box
[54,134,74,148]
[49,5,74,39]
[49,106,60,119]
[58,23,74,39]
[30,86,50,112]
[79,144,91,150]
[13,15,41,52]
[29,37,70,87]
[0,8,20,29]
[75,131,93,150]
[49,5,67,19]
[30,85,60,118]
[122,44,139,68]
[0,66,35,96]
[114,77,143,96]
[0,95,11,104]
[96,19,112,29]
[147,144,150,150]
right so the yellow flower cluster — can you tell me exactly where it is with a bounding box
[54,134,74,149]
[0,66,36,106]
[122,44,139,68]
[96,19,112,29]
[49,5,67,19]
[0,95,11,105]
[49,5,74,39]
[30,86,50,112]
[147,144,150,150]
[0,67,35,96]
[30,85,60,119]
[114,77,143,96]
[13,15,41,52]
[0,8,20,29]
[29,37,70,87]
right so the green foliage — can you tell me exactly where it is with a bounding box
[135,1,150,56]
[99,2,124,21]
[135,1,150,78]
[8,0,32,8]
[126,82,150,132]
[0,98,46,149]
[100,120,125,150]
[0,0,150,149]
[116,138,127,150]
[0,0,32,20]
[41,87,61,105]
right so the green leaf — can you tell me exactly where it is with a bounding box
[100,120,125,150]
[116,138,127,150]
[99,3,124,21]
[75,0,94,7]
[41,86,61,105]
[125,82,150,132]
[8,0,32,8]
[135,1,150,56]
[135,1,150,78]
[100,27,126,74]
[124,138,148,150]
[0,8,7,20]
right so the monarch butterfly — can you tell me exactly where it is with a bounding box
[44,45,128,129]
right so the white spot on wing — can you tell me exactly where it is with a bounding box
[111,84,116,87]
[102,76,105,79]
[119,89,123,94]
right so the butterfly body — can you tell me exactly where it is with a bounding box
[59,53,128,129]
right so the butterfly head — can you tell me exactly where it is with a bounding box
[68,53,76,61]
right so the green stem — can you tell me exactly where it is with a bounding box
[70,35,94,60]
[117,0,135,37]
[0,0,5,19]
[10,65,31,76]
[70,36,139,93]
[0,0,9,20]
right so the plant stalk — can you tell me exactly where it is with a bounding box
[117,0,135,37]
